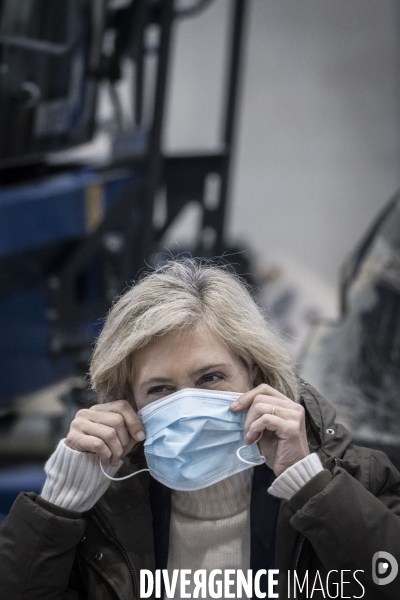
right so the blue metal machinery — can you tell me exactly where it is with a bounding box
[0,167,143,401]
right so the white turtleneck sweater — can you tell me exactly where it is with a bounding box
[164,469,253,599]
[169,469,253,568]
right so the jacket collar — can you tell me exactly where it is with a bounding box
[298,378,353,465]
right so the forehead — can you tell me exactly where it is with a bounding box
[131,322,239,379]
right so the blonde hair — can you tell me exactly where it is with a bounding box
[90,258,299,404]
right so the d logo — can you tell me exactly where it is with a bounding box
[372,551,398,586]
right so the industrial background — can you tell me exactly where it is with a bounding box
[0,0,399,520]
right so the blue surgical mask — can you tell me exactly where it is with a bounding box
[100,388,265,490]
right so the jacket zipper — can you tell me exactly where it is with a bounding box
[92,514,137,600]
[293,535,306,600]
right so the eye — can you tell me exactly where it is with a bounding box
[199,372,224,385]
[147,385,175,395]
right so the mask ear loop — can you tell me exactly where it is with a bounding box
[100,432,266,477]
[99,457,149,481]
[236,432,266,465]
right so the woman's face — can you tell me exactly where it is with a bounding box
[131,321,256,411]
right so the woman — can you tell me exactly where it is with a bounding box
[0,258,399,599]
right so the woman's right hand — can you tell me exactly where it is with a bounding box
[65,400,146,467]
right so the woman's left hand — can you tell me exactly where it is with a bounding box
[230,383,310,476]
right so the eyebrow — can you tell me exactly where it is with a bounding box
[140,363,230,390]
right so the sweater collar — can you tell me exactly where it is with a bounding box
[171,467,254,520]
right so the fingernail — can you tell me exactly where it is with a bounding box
[245,432,251,443]
[230,401,239,409]
[136,430,146,441]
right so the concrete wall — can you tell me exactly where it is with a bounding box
[165,0,400,289]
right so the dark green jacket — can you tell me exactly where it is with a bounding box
[0,381,399,599]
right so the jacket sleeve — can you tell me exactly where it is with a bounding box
[0,492,86,600]
[289,450,400,599]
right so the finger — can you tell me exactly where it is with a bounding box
[90,400,146,442]
[244,414,297,445]
[71,421,124,465]
[76,410,130,449]
[244,402,294,435]
[65,434,112,464]
[230,383,291,412]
